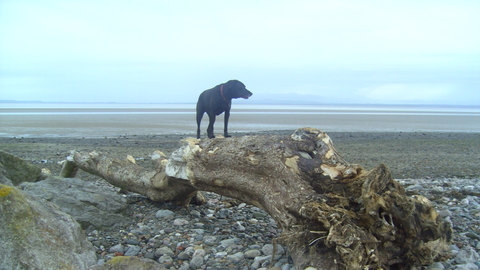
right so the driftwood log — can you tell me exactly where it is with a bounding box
[62,128,452,269]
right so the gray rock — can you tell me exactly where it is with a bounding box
[455,247,480,264]
[262,244,285,255]
[193,249,206,257]
[0,184,96,270]
[190,209,201,218]
[177,251,190,260]
[189,256,204,269]
[0,150,44,185]
[235,221,246,231]
[426,262,445,269]
[438,209,452,218]
[144,252,156,260]
[155,209,175,218]
[173,218,189,226]
[203,235,218,246]
[465,231,480,240]
[215,251,228,258]
[178,262,190,270]
[158,254,173,264]
[220,237,240,248]
[20,176,130,229]
[251,255,272,270]
[155,246,175,258]
[124,245,142,256]
[125,239,140,245]
[245,249,262,258]
[227,252,244,262]
[108,243,124,253]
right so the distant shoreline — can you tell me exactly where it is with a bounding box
[1,100,480,108]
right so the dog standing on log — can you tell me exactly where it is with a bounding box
[196,80,253,139]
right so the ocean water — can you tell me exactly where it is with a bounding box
[1,103,479,137]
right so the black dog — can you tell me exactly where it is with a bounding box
[196,80,252,139]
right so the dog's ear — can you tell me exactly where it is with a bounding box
[225,80,237,86]
[226,80,242,89]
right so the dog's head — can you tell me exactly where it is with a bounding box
[225,80,253,99]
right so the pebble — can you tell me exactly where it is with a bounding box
[88,178,480,269]
[155,209,174,218]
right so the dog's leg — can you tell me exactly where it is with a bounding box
[196,111,204,139]
[207,113,216,139]
[224,109,231,137]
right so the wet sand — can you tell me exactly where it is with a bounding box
[1,112,480,138]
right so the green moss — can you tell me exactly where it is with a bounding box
[106,256,131,265]
[0,184,36,238]
[0,185,13,197]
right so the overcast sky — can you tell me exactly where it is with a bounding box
[1,0,479,105]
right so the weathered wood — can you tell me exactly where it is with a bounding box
[64,150,204,205]
[65,128,452,269]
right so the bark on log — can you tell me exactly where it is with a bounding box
[64,128,452,269]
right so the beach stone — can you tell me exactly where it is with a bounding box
[125,239,140,245]
[227,252,244,262]
[245,249,262,258]
[164,228,174,234]
[193,249,206,257]
[108,244,124,254]
[158,254,173,264]
[155,246,175,258]
[235,221,246,231]
[20,176,130,229]
[173,218,189,226]
[465,232,480,240]
[144,252,156,260]
[220,237,240,248]
[455,247,480,264]
[262,244,285,255]
[189,256,204,269]
[216,208,232,218]
[0,184,96,270]
[215,251,228,258]
[177,251,190,260]
[178,263,190,270]
[156,209,174,219]
[124,245,141,256]
[203,235,218,246]
[426,262,445,269]
[438,209,452,218]
[251,255,271,270]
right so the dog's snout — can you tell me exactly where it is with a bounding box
[244,90,253,99]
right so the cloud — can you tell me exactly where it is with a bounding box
[356,83,455,103]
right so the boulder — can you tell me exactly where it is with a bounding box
[20,176,131,229]
[0,184,96,270]
[0,150,43,185]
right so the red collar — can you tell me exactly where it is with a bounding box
[220,84,228,102]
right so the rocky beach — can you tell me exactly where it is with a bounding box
[1,130,479,269]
